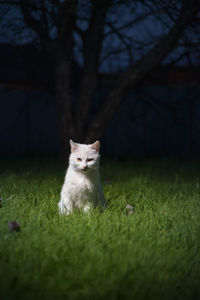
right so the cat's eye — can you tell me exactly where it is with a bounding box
[87,158,93,162]
[77,158,82,162]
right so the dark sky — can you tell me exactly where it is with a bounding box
[0,1,198,73]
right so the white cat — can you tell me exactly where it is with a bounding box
[58,140,106,214]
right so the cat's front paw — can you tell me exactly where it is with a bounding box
[83,204,93,213]
[58,201,72,215]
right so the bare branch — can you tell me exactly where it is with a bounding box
[101,47,130,64]
[86,1,200,141]
[0,0,38,10]
[18,0,47,39]
[166,49,191,66]
[105,9,163,37]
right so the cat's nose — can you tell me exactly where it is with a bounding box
[83,165,87,169]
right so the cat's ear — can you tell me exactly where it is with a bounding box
[91,140,100,153]
[70,139,78,153]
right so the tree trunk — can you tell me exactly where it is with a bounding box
[55,0,78,161]
[75,0,111,137]
[55,54,77,162]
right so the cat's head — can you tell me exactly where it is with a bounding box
[69,140,100,172]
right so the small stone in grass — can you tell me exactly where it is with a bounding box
[8,221,20,232]
[126,204,134,215]
[104,178,111,185]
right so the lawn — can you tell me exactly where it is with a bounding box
[0,156,200,300]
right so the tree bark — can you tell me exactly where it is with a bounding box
[75,0,112,137]
[55,0,78,161]
[55,54,76,161]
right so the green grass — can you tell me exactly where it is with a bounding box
[0,156,200,300]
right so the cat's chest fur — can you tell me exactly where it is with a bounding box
[66,172,96,198]
[64,168,97,203]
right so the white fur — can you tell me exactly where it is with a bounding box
[58,141,106,214]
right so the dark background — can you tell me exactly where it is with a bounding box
[0,0,200,159]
